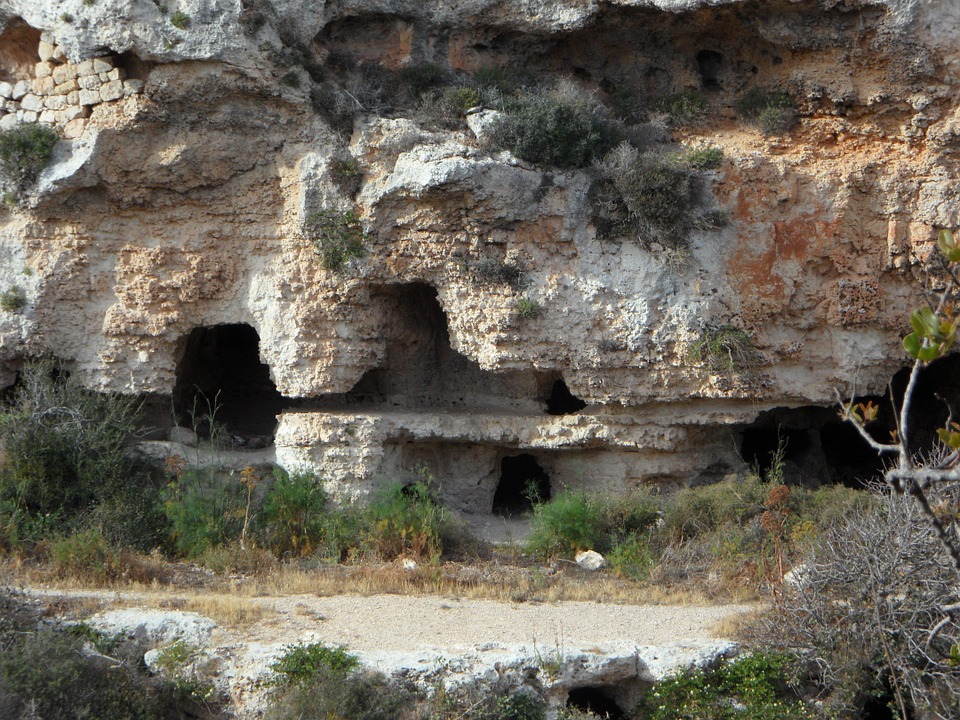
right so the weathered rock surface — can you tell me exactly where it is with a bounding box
[2,0,960,499]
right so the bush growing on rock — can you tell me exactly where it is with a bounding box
[491,87,619,169]
[736,87,796,135]
[0,123,58,195]
[304,209,368,272]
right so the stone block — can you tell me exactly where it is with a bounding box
[98,72,110,83]
[20,94,43,112]
[100,80,124,102]
[53,46,68,63]
[20,110,38,123]
[32,77,55,95]
[12,81,29,100]
[39,109,56,124]
[58,105,88,123]
[55,79,79,95]
[67,90,79,105]
[0,81,12,99]
[92,57,113,74]
[40,30,55,46]
[76,59,95,77]
[78,89,100,106]
[38,41,55,62]
[107,67,125,81]
[52,64,77,85]
[0,113,17,130]
[43,95,65,111]
[35,62,54,79]
[63,118,86,139]
[78,75,101,91]
[123,79,145,96]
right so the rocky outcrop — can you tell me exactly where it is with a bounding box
[2,0,960,504]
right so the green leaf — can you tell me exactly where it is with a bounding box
[903,333,942,361]
[939,229,960,262]
[910,307,941,339]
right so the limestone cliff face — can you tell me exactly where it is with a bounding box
[1,0,958,506]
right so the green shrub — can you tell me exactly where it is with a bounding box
[682,146,724,170]
[170,11,191,29]
[515,297,542,319]
[592,143,694,249]
[528,491,604,556]
[659,473,769,543]
[636,652,815,720]
[475,691,546,720]
[270,665,415,720]
[328,157,364,197]
[304,209,368,272]
[258,471,348,558]
[736,88,795,135]
[0,361,151,545]
[281,70,301,87]
[491,89,618,169]
[271,643,360,686]
[50,528,119,580]
[653,89,707,127]
[60,12,74,22]
[162,467,246,559]
[0,285,26,312]
[606,535,655,580]
[362,481,447,561]
[686,325,761,373]
[0,626,220,720]
[398,63,449,99]
[0,123,58,192]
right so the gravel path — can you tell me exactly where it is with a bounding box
[258,594,754,651]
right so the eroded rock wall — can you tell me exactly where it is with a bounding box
[1,0,958,503]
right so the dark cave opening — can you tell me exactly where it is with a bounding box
[696,49,724,90]
[0,19,41,82]
[173,323,286,439]
[545,378,587,415]
[739,403,886,487]
[566,687,626,720]
[492,453,550,515]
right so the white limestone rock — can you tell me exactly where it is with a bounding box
[575,550,607,571]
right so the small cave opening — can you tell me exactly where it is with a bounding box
[492,454,550,516]
[0,19,42,82]
[740,404,886,487]
[545,378,587,415]
[696,49,724,91]
[566,687,626,720]
[172,323,286,440]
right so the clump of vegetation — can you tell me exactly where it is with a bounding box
[170,11,191,30]
[682,146,724,170]
[0,123,59,194]
[361,481,447,562]
[515,297,542,319]
[280,70,301,88]
[328,157,364,197]
[0,596,223,720]
[736,87,796,135]
[653,88,707,127]
[0,285,26,313]
[162,465,247,559]
[60,11,74,22]
[303,209,368,272]
[686,325,762,373]
[750,489,960,719]
[491,87,619,169]
[636,652,816,720]
[471,258,527,291]
[0,361,163,550]
[592,143,695,249]
[271,643,361,686]
[257,470,351,559]
[239,0,272,35]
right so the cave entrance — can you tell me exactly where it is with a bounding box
[545,378,587,415]
[493,454,550,515]
[173,324,285,439]
[696,49,723,91]
[740,404,885,487]
[0,19,41,83]
[566,687,626,720]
